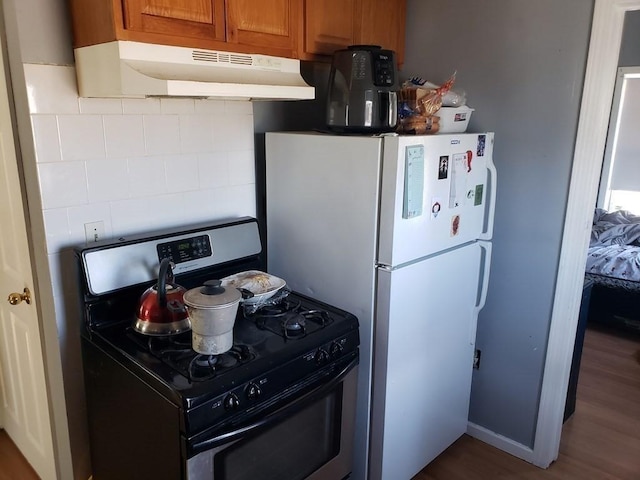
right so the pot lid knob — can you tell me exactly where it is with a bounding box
[202,279,225,295]
[184,279,241,309]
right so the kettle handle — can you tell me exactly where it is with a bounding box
[157,258,172,308]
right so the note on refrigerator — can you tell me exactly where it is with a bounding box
[449,153,468,208]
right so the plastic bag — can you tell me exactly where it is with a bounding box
[397,73,458,134]
[241,285,292,315]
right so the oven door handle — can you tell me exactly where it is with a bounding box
[189,356,358,455]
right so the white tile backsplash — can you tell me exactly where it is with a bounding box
[79,98,123,115]
[31,115,61,163]
[229,150,256,185]
[181,189,221,222]
[194,99,225,114]
[86,158,129,203]
[164,154,199,193]
[38,161,88,209]
[225,100,253,116]
[127,156,168,198]
[25,64,257,254]
[143,115,181,155]
[109,194,187,236]
[212,114,254,151]
[213,184,257,219]
[198,152,230,189]
[179,114,214,153]
[160,98,195,114]
[104,115,145,158]
[58,115,106,161]
[42,208,70,254]
[24,64,79,115]
[122,98,162,115]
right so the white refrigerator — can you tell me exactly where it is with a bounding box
[265,131,496,480]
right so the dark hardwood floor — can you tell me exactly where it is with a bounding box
[413,325,640,479]
[0,429,39,480]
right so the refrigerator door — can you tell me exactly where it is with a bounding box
[369,242,486,480]
[378,133,495,267]
[266,131,383,480]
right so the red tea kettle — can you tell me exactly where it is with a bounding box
[133,258,190,336]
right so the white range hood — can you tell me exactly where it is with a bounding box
[73,41,315,101]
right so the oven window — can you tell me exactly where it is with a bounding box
[215,386,343,480]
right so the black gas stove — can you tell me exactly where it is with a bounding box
[77,217,360,480]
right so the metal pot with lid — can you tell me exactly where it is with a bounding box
[183,280,243,355]
[133,258,190,336]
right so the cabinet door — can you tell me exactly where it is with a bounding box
[226,0,298,57]
[358,0,406,64]
[123,0,226,41]
[303,0,360,57]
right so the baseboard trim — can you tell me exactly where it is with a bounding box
[466,422,535,464]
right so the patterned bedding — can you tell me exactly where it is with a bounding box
[586,209,640,289]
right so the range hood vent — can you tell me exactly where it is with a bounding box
[191,50,253,66]
[73,41,315,101]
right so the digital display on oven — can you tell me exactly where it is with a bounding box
[156,234,212,264]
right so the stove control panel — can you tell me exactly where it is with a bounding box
[157,234,212,265]
[80,218,261,295]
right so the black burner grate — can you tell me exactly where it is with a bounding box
[126,329,254,382]
[250,300,333,339]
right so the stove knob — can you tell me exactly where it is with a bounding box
[329,342,344,358]
[224,393,240,410]
[245,383,262,400]
[315,348,329,365]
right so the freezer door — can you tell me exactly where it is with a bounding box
[378,133,496,267]
[369,242,487,480]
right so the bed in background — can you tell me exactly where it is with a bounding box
[585,208,640,333]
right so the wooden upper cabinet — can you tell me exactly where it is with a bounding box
[226,0,298,57]
[358,0,406,65]
[302,0,360,57]
[69,0,297,56]
[300,0,405,64]
[122,0,226,41]
[68,0,404,62]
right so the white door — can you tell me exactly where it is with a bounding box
[369,242,488,480]
[0,38,56,479]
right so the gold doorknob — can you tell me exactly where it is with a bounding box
[8,288,31,306]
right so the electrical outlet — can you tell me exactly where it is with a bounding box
[85,221,105,243]
[473,349,482,369]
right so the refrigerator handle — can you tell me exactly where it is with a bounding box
[480,160,497,241]
[470,241,492,345]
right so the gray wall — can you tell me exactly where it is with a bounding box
[256,0,595,450]
[401,0,593,447]
[3,0,73,65]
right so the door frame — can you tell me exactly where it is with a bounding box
[0,5,73,478]
[533,0,640,468]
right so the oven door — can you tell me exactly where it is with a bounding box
[185,359,358,480]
